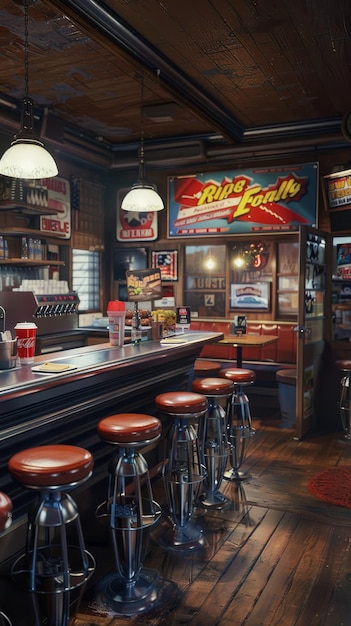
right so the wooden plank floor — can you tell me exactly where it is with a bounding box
[73,420,351,626]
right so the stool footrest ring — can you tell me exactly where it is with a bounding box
[11,547,95,594]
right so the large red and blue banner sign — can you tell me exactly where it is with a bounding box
[168,163,318,237]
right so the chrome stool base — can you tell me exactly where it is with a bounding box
[198,490,231,509]
[102,569,160,614]
[154,517,205,551]
[0,612,11,626]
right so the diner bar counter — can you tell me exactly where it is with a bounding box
[0,331,222,566]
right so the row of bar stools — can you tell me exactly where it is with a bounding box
[8,445,95,626]
[220,368,256,481]
[96,413,162,614]
[155,391,207,550]
[0,492,12,626]
[336,360,351,441]
[192,377,233,509]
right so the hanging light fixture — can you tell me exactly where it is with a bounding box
[0,0,58,179]
[121,78,164,212]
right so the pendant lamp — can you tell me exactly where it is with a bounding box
[121,79,163,212]
[0,0,58,179]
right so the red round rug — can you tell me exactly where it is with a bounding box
[308,466,351,509]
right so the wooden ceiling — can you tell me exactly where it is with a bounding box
[0,0,350,167]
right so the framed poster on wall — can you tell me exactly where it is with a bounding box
[40,176,71,239]
[230,282,270,310]
[168,163,318,237]
[151,250,178,281]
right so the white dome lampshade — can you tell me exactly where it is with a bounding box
[0,1,58,180]
[0,131,58,180]
[121,182,164,212]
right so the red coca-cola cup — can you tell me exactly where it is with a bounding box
[14,322,37,364]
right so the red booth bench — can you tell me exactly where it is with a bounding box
[190,320,297,414]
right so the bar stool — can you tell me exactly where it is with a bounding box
[96,413,162,614]
[336,360,351,440]
[8,445,95,626]
[191,377,234,509]
[155,391,207,550]
[0,492,12,626]
[219,368,256,480]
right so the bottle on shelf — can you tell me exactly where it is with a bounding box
[131,302,142,345]
[21,237,28,259]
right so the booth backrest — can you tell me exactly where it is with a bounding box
[190,320,297,364]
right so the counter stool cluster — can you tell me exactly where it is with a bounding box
[5,359,257,622]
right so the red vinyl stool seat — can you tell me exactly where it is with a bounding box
[0,492,12,533]
[8,445,95,626]
[155,391,207,550]
[220,367,256,386]
[97,412,161,446]
[336,360,351,440]
[192,378,234,509]
[194,360,222,378]
[96,413,162,615]
[219,367,256,481]
[0,492,12,626]
[155,390,207,416]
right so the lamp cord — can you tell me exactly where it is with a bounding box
[139,78,145,182]
[24,0,29,100]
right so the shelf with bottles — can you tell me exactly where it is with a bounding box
[1,226,67,239]
[0,232,66,266]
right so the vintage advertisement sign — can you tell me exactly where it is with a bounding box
[336,243,351,280]
[40,177,71,239]
[126,268,162,301]
[168,163,318,237]
[117,189,158,241]
[323,169,351,209]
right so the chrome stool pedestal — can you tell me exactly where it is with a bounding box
[220,368,256,481]
[336,360,351,441]
[96,413,162,615]
[155,391,207,550]
[192,378,233,509]
[8,445,95,626]
[0,492,12,626]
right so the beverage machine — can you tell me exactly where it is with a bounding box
[0,290,84,354]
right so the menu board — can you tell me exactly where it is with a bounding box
[126,268,162,301]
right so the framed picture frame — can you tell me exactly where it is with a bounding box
[230,282,270,310]
[151,250,178,281]
[126,268,162,301]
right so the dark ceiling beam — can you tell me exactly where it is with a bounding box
[46,0,244,143]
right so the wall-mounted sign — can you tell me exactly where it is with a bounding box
[126,268,162,301]
[323,169,351,209]
[40,177,71,239]
[168,163,318,237]
[117,189,158,241]
[151,250,178,281]
[230,282,270,310]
